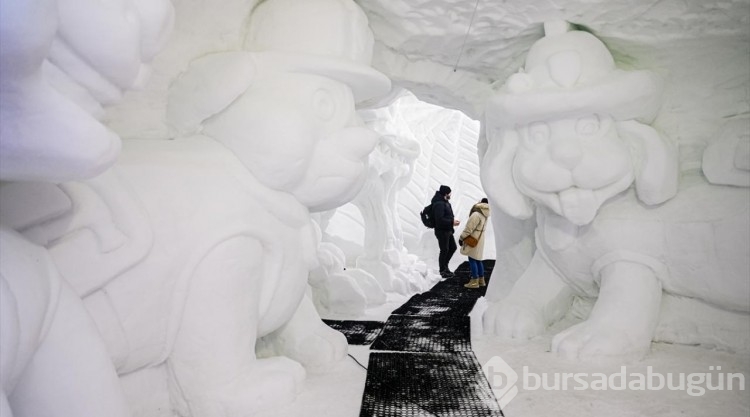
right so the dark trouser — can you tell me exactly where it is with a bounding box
[434,228,457,273]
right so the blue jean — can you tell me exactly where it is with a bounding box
[468,257,484,278]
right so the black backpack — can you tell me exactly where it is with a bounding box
[420,203,435,228]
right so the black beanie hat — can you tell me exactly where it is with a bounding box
[439,185,452,196]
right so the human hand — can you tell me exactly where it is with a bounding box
[453,219,460,226]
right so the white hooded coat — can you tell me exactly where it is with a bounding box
[459,202,490,260]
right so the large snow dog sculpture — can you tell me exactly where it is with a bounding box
[481,25,750,360]
[1,0,390,415]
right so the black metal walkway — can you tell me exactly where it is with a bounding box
[327,260,504,417]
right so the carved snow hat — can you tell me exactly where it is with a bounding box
[245,0,391,103]
[486,24,663,128]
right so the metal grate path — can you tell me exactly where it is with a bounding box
[360,260,503,416]
[323,319,385,345]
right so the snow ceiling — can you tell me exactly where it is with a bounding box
[126,0,749,169]
[356,0,750,166]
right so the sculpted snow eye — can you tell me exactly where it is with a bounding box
[527,122,550,148]
[312,88,336,121]
[576,115,600,135]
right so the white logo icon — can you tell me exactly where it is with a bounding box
[482,356,519,408]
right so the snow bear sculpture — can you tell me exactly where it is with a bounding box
[481,23,750,360]
[1,0,390,415]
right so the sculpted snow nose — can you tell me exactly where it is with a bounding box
[337,126,380,159]
[550,136,583,171]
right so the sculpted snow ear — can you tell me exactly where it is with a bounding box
[480,125,534,219]
[167,51,256,135]
[618,120,679,205]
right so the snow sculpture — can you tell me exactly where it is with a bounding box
[2,0,389,415]
[0,0,173,182]
[309,236,386,316]
[0,228,132,417]
[702,117,750,187]
[353,122,426,295]
[312,103,458,315]
[0,0,173,416]
[481,22,750,360]
[311,127,424,315]
[324,92,489,277]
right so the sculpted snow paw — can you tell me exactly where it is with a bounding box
[485,300,546,340]
[293,323,348,370]
[262,295,349,370]
[187,357,305,416]
[551,320,651,361]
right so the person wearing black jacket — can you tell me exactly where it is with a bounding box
[431,185,460,278]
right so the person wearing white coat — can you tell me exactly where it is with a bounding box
[459,199,490,289]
